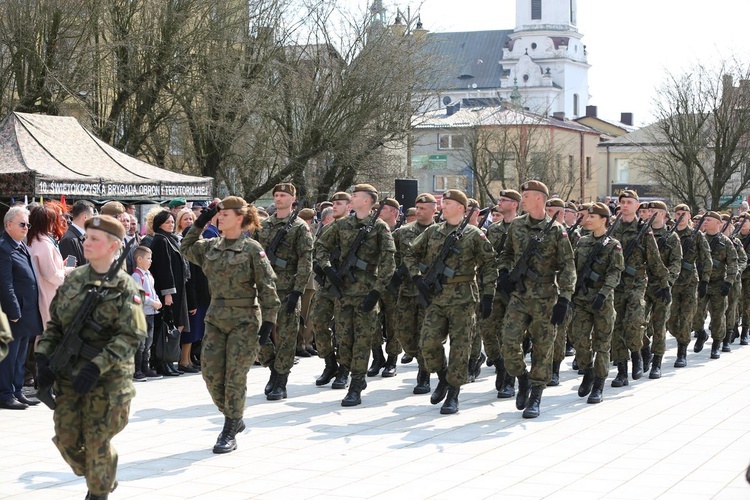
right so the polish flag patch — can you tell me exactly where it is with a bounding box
[133,295,142,305]
[259,251,266,258]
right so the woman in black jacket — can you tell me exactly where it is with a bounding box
[150,210,190,376]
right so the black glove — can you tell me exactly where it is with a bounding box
[258,321,274,346]
[721,281,731,296]
[323,266,345,289]
[480,294,494,319]
[360,290,380,312]
[698,281,708,298]
[72,362,100,394]
[412,275,431,299]
[282,290,302,314]
[550,297,569,326]
[35,354,56,388]
[496,269,515,295]
[655,286,672,303]
[591,293,606,311]
[194,205,218,229]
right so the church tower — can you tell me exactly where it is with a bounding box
[500,0,589,118]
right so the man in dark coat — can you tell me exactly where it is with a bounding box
[0,206,44,409]
[59,200,95,267]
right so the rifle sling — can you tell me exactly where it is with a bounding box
[78,342,101,362]
[438,275,475,285]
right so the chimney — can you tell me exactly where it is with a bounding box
[620,112,633,126]
[585,105,597,118]
[447,102,461,116]
[552,111,565,121]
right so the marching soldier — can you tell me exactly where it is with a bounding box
[722,215,746,350]
[610,190,670,387]
[737,214,750,345]
[254,183,313,400]
[693,212,738,359]
[544,197,570,386]
[667,205,712,367]
[36,215,147,499]
[392,193,438,394]
[315,184,396,406]
[569,202,623,403]
[403,189,497,414]
[497,181,575,418]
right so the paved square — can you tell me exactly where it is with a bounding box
[3,335,749,499]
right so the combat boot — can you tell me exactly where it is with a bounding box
[578,368,594,397]
[497,374,515,399]
[472,352,486,381]
[641,344,652,373]
[86,493,108,500]
[694,329,708,352]
[722,330,732,353]
[381,355,398,377]
[494,356,506,392]
[266,373,288,401]
[631,351,643,380]
[213,417,241,454]
[731,323,740,343]
[522,386,543,418]
[674,343,688,368]
[440,385,460,414]
[264,366,278,396]
[341,377,367,407]
[649,355,662,379]
[587,377,605,404]
[430,368,449,405]
[611,361,629,387]
[315,353,338,386]
[572,358,579,371]
[367,347,386,377]
[710,339,721,359]
[516,371,531,410]
[331,365,349,389]
[565,340,575,357]
[413,368,431,394]
[547,360,561,387]
[741,325,749,345]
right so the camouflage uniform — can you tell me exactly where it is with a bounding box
[643,226,682,357]
[479,220,511,364]
[36,266,147,497]
[0,309,10,362]
[181,226,280,418]
[569,232,624,379]
[315,213,396,387]
[254,213,313,376]
[740,233,750,342]
[696,232,738,347]
[611,218,669,366]
[311,223,337,359]
[726,236,747,338]
[498,214,575,388]
[403,222,497,387]
[668,227,712,346]
[551,221,584,373]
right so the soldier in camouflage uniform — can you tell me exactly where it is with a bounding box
[737,214,750,345]
[315,184,396,407]
[391,193,437,394]
[610,190,670,387]
[544,197,571,386]
[569,203,623,404]
[498,181,575,419]
[722,214,746,351]
[693,211,738,359]
[35,215,147,500]
[667,205,712,368]
[181,196,280,453]
[254,183,313,400]
[404,189,497,414]
[481,189,520,399]
[0,309,10,362]
[312,192,350,387]
[466,198,488,381]
[642,201,682,379]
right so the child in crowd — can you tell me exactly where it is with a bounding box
[131,246,163,381]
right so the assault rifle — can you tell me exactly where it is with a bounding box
[326,202,386,298]
[416,206,476,308]
[266,207,301,269]
[393,210,405,231]
[386,263,409,296]
[504,212,560,295]
[575,214,621,296]
[38,239,136,410]
[621,212,657,278]
[657,212,685,251]
[681,212,707,261]
[730,214,747,239]
[568,214,584,236]
[477,206,493,229]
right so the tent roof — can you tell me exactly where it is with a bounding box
[0,112,212,201]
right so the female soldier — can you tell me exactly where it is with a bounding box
[181,196,279,454]
[35,215,147,500]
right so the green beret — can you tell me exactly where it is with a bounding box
[587,202,611,218]
[705,211,722,221]
[546,198,565,208]
[406,207,416,216]
[218,196,247,210]
[298,208,316,221]
[521,180,549,197]
[578,202,592,212]
[85,215,125,240]
[721,213,731,221]
[618,189,639,202]
[273,183,296,197]
[673,204,691,213]
[565,201,578,211]
[168,198,187,209]
[649,201,668,211]
[442,189,468,207]
[382,198,400,210]
[415,193,437,204]
[100,201,125,216]
[467,198,480,209]
[353,184,378,196]
[497,189,521,203]
[330,192,351,202]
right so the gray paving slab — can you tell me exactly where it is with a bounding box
[2,335,750,499]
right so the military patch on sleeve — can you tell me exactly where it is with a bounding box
[561,231,568,238]
[259,251,267,258]
[305,226,310,232]
[479,232,486,238]
[616,244,622,250]
[133,294,142,305]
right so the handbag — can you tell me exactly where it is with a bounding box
[155,307,181,363]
